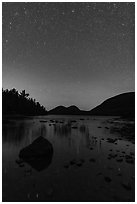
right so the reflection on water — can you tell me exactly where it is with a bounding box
[2,116,135,202]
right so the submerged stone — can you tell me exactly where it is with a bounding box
[122,182,131,191]
[89,158,96,162]
[116,158,123,162]
[70,160,76,165]
[104,176,112,183]
[72,126,78,129]
[107,138,117,143]
[19,136,53,171]
[64,165,69,169]
[76,163,82,167]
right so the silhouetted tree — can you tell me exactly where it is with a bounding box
[2,88,47,116]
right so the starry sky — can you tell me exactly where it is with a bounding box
[2,2,135,111]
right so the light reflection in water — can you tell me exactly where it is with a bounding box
[2,116,135,202]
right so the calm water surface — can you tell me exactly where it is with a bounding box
[2,115,135,201]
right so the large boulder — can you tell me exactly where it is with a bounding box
[19,136,53,171]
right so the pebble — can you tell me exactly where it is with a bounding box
[104,176,112,183]
[122,182,131,191]
[89,158,96,162]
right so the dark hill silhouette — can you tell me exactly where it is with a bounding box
[48,92,135,117]
[48,105,82,115]
[89,92,135,117]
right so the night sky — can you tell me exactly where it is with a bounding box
[2,2,135,110]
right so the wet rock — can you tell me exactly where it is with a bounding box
[117,173,122,176]
[25,168,32,173]
[107,138,117,143]
[19,163,25,167]
[105,127,109,129]
[125,159,134,164]
[96,172,102,176]
[24,168,32,176]
[72,126,78,129]
[116,158,123,162]
[64,165,69,169]
[108,153,117,159]
[104,176,112,183]
[76,163,82,167]
[80,159,85,163]
[70,160,76,165]
[16,158,23,165]
[90,147,93,150]
[107,166,113,170]
[122,182,131,191]
[89,158,96,162]
[70,120,76,123]
[125,155,132,159]
[40,120,47,123]
[19,136,53,171]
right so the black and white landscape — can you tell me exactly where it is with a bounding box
[2,2,135,202]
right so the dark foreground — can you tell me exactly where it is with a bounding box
[2,115,135,202]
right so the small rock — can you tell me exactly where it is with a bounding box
[76,163,82,167]
[104,176,112,183]
[96,172,102,176]
[117,173,122,176]
[122,182,131,191]
[64,165,69,169]
[89,158,96,162]
[116,158,123,162]
[105,127,109,129]
[125,159,134,164]
[16,158,23,165]
[70,160,76,165]
[19,163,25,167]
[72,126,78,129]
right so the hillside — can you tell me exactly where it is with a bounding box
[48,92,135,117]
[90,92,135,117]
[48,105,82,115]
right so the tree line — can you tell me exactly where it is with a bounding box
[2,88,47,116]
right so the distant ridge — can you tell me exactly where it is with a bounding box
[89,92,135,117]
[48,105,82,115]
[48,92,135,117]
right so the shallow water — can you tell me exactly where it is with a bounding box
[2,115,135,202]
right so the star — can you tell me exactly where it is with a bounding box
[71,9,75,13]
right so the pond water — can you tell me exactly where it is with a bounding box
[2,115,135,202]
